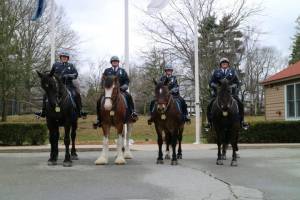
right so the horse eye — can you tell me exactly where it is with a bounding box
[45,84,48,88]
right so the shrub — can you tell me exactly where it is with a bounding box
[203,121,300,143]
[0,123,47,145]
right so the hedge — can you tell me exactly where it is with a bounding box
[203,120,300,143]
[0,123,48,145]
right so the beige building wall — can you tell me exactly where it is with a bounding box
[264,84,285,121]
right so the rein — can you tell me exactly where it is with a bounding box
[157,94,173,114]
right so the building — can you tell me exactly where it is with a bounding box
[261,61,300,121]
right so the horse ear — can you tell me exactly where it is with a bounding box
[36,70,43,78]
[153,78,157,85]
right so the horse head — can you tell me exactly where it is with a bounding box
[216,78,233,116]
[37,71,59,108]
[153,78,171,114]
[102,75,119,111]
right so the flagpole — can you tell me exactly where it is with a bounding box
[193,0,201,144]
[50,0,56,68]
[124,0,129,144]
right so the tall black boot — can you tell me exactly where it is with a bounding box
[93,98,102,129]
[35,94,47,118]
[179,96,190,124]
[234,96,249,130]
[125,92,138,121]
[148,100,155,125]
[204,98,215,131]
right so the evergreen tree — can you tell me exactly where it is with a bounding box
[289,16,300,64]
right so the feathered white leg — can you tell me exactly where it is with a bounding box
[124,123,133,159]
[115,135,126,165]
[95,136,109,165]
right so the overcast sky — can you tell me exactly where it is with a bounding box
[55,0,300,73]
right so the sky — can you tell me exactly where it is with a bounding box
[54,0,300,73]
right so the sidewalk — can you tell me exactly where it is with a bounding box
[0,143,300,153]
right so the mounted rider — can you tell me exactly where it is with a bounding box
[93,56,138,128]
[148,63,191,125]
[35,50,87,118]
[205,57,249,130]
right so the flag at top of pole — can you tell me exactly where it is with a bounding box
[147,0,169,14]
[31,0,46,21]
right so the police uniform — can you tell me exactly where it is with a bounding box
[42,61,83,116]
[102,66,135,115]
[207,67,245,125]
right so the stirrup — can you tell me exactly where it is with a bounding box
[34,111,45,118]
[241,122,249,130]
[184,116,191,124]
[93,120,101,129]
[147,117,154,125]
[204,123,211,132]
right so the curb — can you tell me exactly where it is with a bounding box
[0,144,300,153]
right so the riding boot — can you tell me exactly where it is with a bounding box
[204,98,215,131]
[148,100,155,125]
[35,94,46,118]
[93,98,102,129]
[179,96,191,124]
[125,92,138,121]
[234,96,249,130]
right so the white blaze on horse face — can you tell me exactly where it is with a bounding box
[159,88,163,94]
[104,84,114,110]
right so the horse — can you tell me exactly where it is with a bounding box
[94,75,133,165]
[211,78,240,166]
[37,71,79,167]
[152,79,184,165]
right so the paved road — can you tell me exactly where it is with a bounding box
[0,148,299,200]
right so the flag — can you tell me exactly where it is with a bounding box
[31,0,46,21]
[147,0,169,14]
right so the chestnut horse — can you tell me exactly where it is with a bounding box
[152,79,184,165]
[94,75,133,165]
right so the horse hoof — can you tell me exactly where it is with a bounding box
[115,157,126,165]
[156,159,164,164]
[216,159,223,165]
[71,155,78,160]
[124,151,133,159]
[171,160,178,165]
[63,161,72,167]
[231,160,238,167]
[177,154,182,159]
[95,157,108,165]
[47,160,57,166]
[165,154,170,160]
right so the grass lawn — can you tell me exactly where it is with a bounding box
[3,114,264,144]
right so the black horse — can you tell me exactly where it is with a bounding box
[37,71,79,167]
[152,79,184,165]
[211,78,240,166]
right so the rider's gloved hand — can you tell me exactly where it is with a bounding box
[120,84,128,91]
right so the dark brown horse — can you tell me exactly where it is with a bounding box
[211,78,240,166]
[94,75,130,165]
[37,71,78,167]
[152,79,184,165]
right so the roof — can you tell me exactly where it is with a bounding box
[262,60,300,85]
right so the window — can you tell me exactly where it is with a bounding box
[286,83,300,119]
